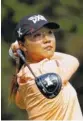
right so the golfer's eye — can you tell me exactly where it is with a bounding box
[48,30,53,34]
[33,33,42,38]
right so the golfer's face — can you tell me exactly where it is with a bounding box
[24,27,56,61]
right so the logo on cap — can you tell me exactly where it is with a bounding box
[17,28,23,37]
[28,15,47,24]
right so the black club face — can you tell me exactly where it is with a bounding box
[36,73,62,97]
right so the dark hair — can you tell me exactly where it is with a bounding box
[9,51,25,101]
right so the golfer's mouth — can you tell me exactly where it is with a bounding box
[44,45,53,50]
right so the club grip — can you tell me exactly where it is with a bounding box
[17,49,26,63]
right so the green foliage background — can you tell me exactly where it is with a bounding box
[1,0,83,120]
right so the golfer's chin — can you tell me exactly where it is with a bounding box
[43,50,54,59]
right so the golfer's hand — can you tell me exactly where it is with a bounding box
[11,41,20,56]
[9,41,20,60]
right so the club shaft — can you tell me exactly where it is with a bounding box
[17,49,37,79]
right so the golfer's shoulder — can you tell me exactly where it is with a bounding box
[54,52,79,66]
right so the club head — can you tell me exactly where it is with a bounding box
[35,73,62,99]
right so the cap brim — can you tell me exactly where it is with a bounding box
[43,22,60,30]
[25,22,60,36]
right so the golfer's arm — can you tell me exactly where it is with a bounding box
[15,90,26,109]
[55,52,79,81]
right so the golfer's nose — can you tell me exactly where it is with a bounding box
[43,35,51,43]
